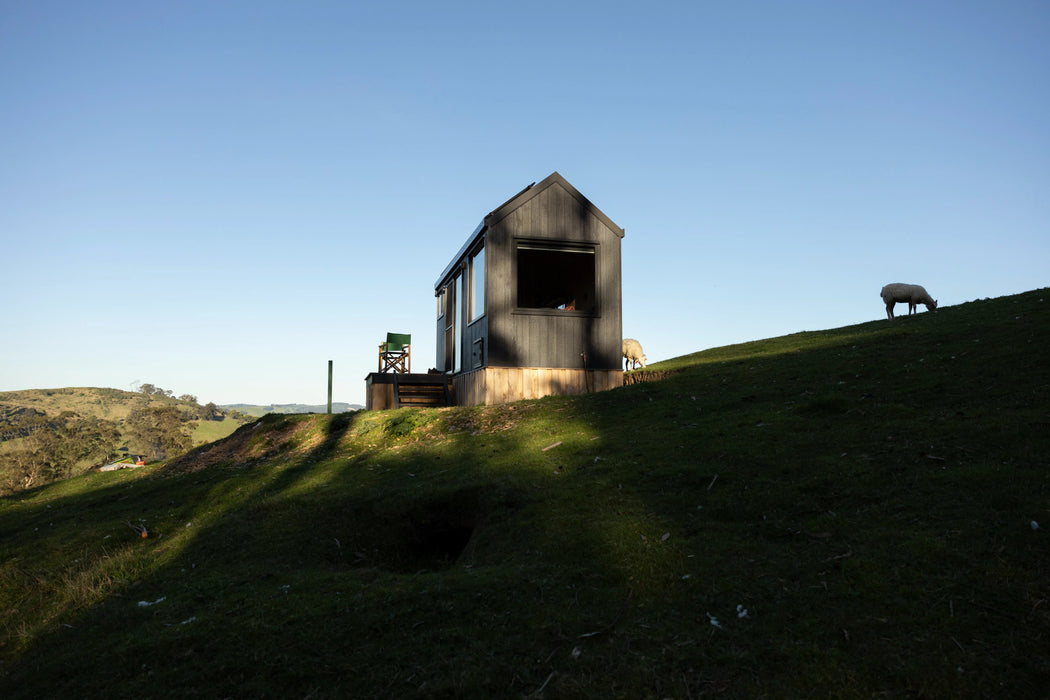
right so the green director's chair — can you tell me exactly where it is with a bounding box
[379,333,411,373]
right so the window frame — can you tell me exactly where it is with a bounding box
[468,242,485,323]
[513,239,600,317]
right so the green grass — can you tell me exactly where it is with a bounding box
[1,289,1048,697]
[189,415,242,446]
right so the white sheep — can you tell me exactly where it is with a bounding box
[881,283,938,320]
[622,338,647,370]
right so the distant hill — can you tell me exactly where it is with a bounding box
[0,387,146,425]
[0,387,248,494]
[220,402,364,417]
[0,387,243,431]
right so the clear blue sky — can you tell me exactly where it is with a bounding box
[2,1,1047,407]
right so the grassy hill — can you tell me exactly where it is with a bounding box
[0,387,142,424]
[0,387,245,448]
[1,289,1047,697]
[0,388,248,494]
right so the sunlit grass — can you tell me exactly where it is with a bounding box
[190,416,241,445]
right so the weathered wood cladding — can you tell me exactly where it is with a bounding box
[365,372,451,409]
[364,374,396,411]
[485,178,623,370]
[453,367,623,407]
[435,172,624,406]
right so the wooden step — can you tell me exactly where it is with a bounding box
[393,375,451,408]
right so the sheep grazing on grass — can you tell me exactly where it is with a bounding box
[881,283,938,320]
[622,338,647,371]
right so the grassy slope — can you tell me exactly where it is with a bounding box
[189,416,244,446]
[1,289,1047,698]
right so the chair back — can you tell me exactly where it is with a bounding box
[384,333,411,352]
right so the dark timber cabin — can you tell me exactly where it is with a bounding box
[434,171,625,406]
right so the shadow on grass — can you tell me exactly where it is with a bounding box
[3,290,1049,696]
[1,405,662,697]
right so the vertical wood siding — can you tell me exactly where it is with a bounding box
[486,180,622,371]
[436,173,624,407]
[365,381,395,411]
[452,367,623,407]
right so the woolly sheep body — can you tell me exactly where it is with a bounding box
[881,283,938,320]
[622,338,647,370]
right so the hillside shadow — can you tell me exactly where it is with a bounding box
[1,401,657,696]
[6,291,1049,696]
[0,320,898,694]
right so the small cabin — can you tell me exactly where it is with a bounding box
[434,172,625,406]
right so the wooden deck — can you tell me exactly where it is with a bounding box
[364,373,451,410]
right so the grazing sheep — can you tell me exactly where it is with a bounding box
[881,283,938,320]
[622,338,647,370]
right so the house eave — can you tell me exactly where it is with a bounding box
[435,219,486,291]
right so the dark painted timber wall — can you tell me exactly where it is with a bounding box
[435,173,625,398]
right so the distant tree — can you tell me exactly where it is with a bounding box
[179,394,198,405]
[60,416,122,472]
[0,414,120,493]
[0,406,51,442]
[1,436,48,492]
[137,383,177,399]
[197,402,222,421]
[125,405,192,461]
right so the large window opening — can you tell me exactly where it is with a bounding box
[517,244,596,312]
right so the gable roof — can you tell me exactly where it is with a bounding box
[435,172,625,290]
[485,171,625,238]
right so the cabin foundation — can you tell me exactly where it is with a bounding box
[452,367,623,407]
